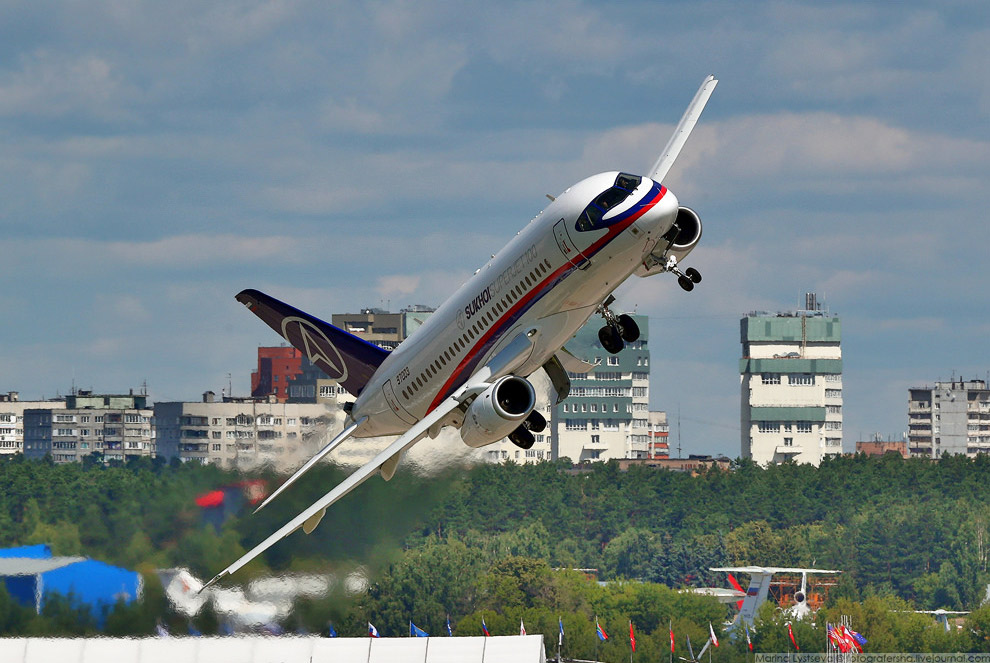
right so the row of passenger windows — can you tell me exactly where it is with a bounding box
[401,259,554,401]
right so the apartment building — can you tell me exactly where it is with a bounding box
[23,391,153,464]
[155,394,337,471]
[908,379,990,458]
[740,294,842,466]
[0,392,66,455]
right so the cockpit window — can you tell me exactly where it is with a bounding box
[575,172,643,232]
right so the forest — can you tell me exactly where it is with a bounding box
[2,451,990,657]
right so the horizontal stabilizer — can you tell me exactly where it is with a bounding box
[235,289,389,397]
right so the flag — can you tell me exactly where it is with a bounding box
[786,622,799,651]
[520,620,526,636]
[841,625,864,653]
[629,621,636,652]
[849,627,867,649]
[827,624,844,652]
[482,617,491,637]
[709,622,719,647]
[368,622,380,638]
[744,623,753,651]
[669,622,675,653]
[596,616,609,641]
[559,617,564,646]
[410,621,429,637]
[328,623,338,638]
[447,614,453,637]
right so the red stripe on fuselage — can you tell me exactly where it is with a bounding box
[425,185,667,414]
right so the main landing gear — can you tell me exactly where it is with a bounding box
[509,410,548,450]
[596,296,641,355]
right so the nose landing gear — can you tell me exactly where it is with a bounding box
[595,296,640,355]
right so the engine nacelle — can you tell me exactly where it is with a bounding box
[665,206,702,258]
[635,206,703,277]
[459,376,536,448]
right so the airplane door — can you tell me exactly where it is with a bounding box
[553,219,590,270]
[383,380,417,425]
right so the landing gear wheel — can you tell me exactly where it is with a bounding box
[509,426,535,450]
[678,275,695,292]
[598,325,624,354]
[685,267,702,284]
[524,411,547,434]
[616,314,640,343]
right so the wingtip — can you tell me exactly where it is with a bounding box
[199,571,226,593]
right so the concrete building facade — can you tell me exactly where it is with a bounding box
[23,391,153,464]
[0,392,66,456]
[740,295,842,466]
[155,395,337,471]
[907,379,990,458]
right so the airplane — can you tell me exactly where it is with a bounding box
[202,75,719,590]
[913,609,969,632]
[710,566,841,628]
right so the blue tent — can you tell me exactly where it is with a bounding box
[0,545,141,624]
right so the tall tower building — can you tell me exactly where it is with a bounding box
[740,294,842,465]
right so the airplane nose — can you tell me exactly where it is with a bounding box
[634,184,679,236]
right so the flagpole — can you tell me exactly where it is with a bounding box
[595,616,600,663]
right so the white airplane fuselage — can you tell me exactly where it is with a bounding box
[203,76,718,589]
[351,172,680,438]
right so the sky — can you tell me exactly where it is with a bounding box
[1,1,988,459]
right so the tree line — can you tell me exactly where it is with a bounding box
[3,452,990,653]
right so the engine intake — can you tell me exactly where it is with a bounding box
[663,206,702,250]
[460,376,536,448]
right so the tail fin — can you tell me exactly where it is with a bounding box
[235,289,389,397]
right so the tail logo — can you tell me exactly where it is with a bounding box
[280,316,349,382]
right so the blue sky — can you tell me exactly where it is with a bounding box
[1,1,988,458]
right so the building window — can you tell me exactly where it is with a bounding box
[761,374,781,385]
[757,422,777,433]
[607,356,619,366]
[825,389,842,398]
[789,374,813,386]
[783,437,793,446]
[796,422,813,433]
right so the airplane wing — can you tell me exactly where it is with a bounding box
[202,393,466,590]
[253,416,367,513]
[649,74,718,183]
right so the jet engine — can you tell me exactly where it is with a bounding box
[459,375,536,448]
[663,206,702,262]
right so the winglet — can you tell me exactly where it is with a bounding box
[649,75,718,183]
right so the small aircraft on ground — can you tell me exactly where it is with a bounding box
[203,75,719,589]
[914,609,969,632]
[710,566,841,628]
